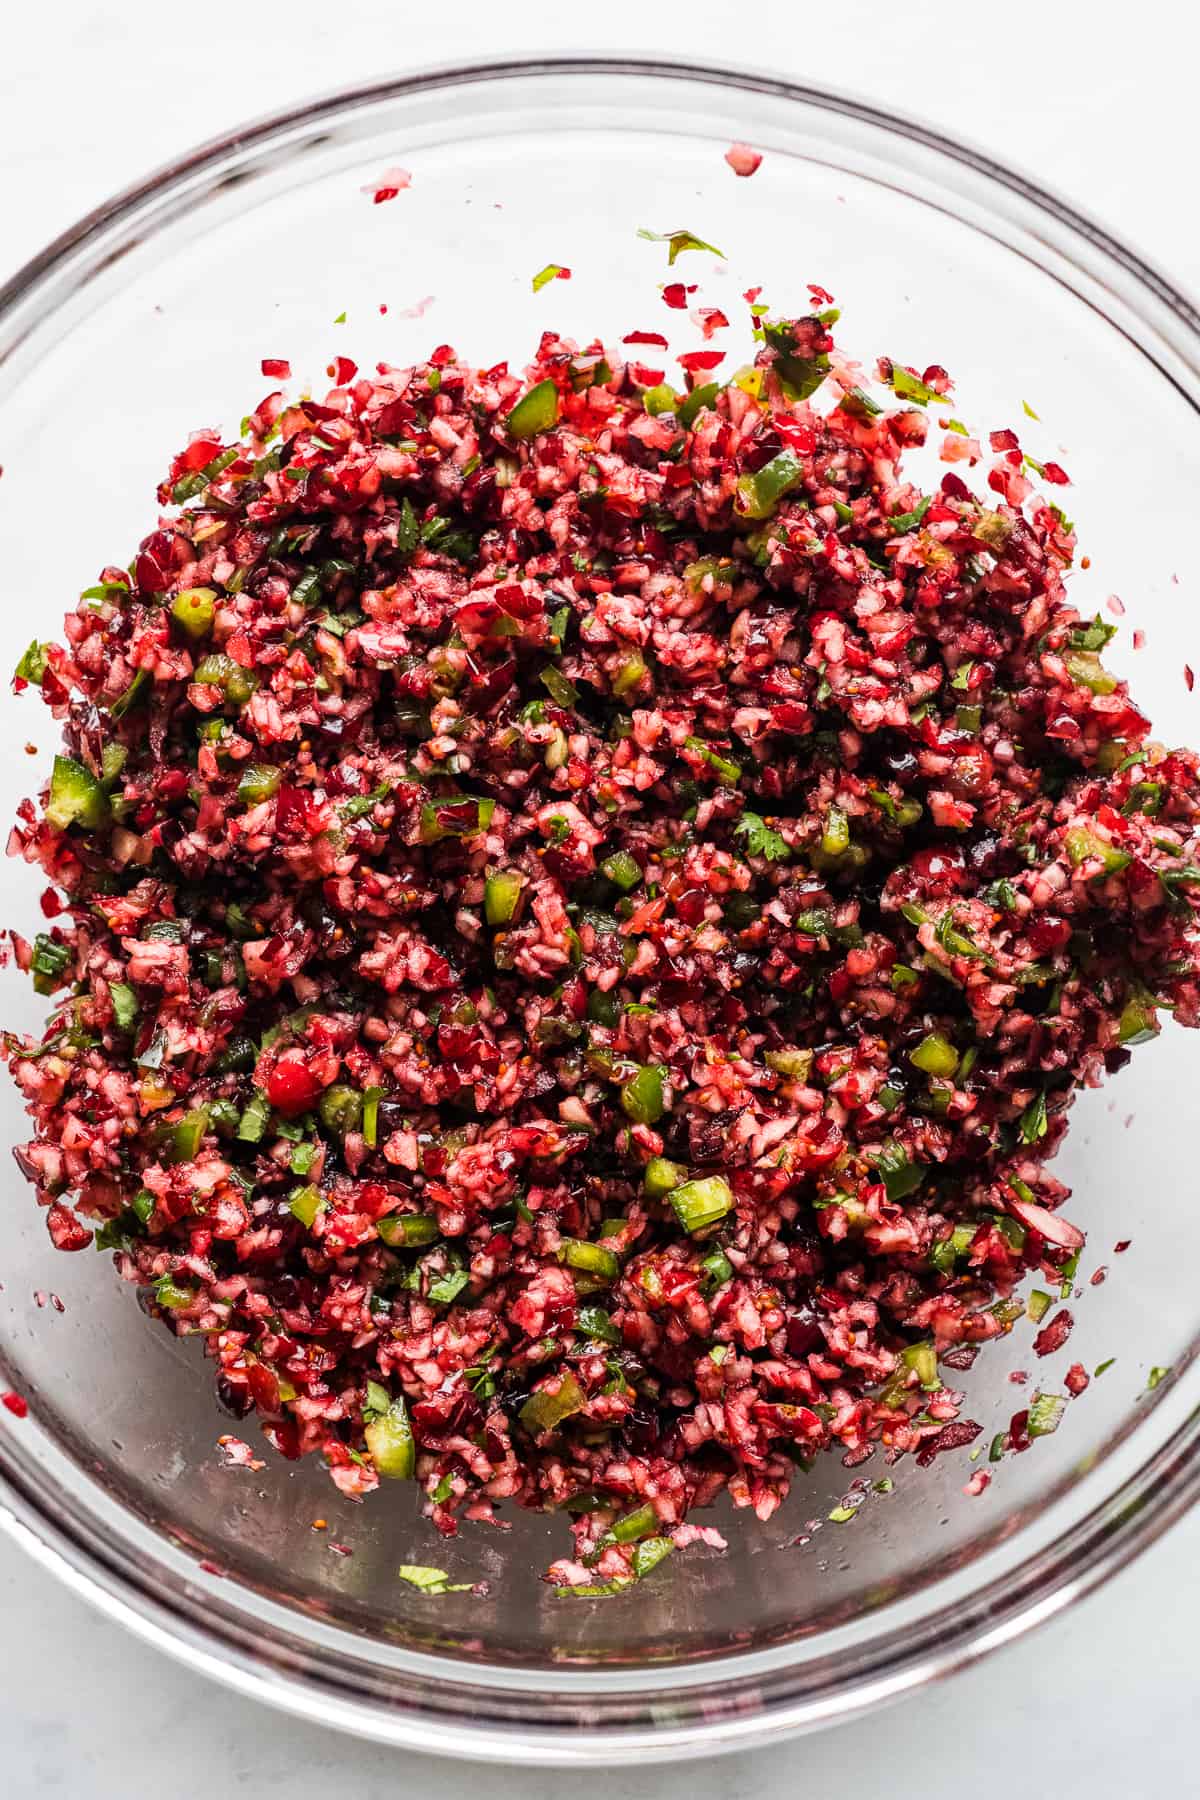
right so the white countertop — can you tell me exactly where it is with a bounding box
[1,2,1196,1791]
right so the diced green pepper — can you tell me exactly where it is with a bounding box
[288,1184,324,1228]
[559,1238,621,1282]
[735,449,805,521]
[910,1032,959,1078]
[644,1155,685,1198]
[47,755,108,831]
[520,1371,586,1435]
[484,870,524,925]
[1027,1289,1053,1323]
[506,379,560,440]
[171,587,217,640]
[620,1064,667,1124]
[365,1395,416,1477]
[669,1176,733,1235]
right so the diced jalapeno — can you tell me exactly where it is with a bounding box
[700,1246,734,1291]
[171,587,217,640]
[611,651,647,699]
[678,382,720,428]
[644,1155,685,1198]
[539,665,578,707]
[559,1239,621,1282]
[871,1139,924,1201]
[236,1091,271,1143]
[317,1084,363,1137]
[419,797,496,842]
[642,384,679,416]
[620,1064,667,1124]
[910,1032,959,1078]
[288,1184,324,1228]
[1026,1391,1067,1437]
[30,933,71,995]
[1117,997,1158,1045]
[520,1371,586,1435]
[506,379,560,440]
[47,755,108,831]
[237,764,282,805]
[632,1536,675,1579]
[365,1395,416,1477]
[168,1108,209,1163]
[821,807,850,857]
[484,870,524,925]
[764,1047,813,1081]
[1064,649,1116,695]
[586,988,621,1027]
[576,1305,621,1344]
[736,449,805,520]
[154,1274,195,1311]
[1064,826,1130,874]
[193,653,259,707]
[668,1176,733,1235]
[901,1341,940,1388]
[362,1085,384,1148]
[601,850,641,891]
[377,1213,439,1248]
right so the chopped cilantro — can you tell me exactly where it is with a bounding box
[735,811,790,861]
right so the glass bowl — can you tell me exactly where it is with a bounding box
[1,55,1198,1767]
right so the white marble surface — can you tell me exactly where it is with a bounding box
[1,1,1196,1791]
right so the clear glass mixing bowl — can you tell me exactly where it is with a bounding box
[0,56,1198,1766]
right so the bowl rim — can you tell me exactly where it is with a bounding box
[1,51,1198,1765]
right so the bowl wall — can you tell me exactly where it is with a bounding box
[0,58,1198,1760]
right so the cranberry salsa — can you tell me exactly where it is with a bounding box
[8,300,1200,1593]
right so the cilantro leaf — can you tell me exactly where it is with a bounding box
[735,811,790,861]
